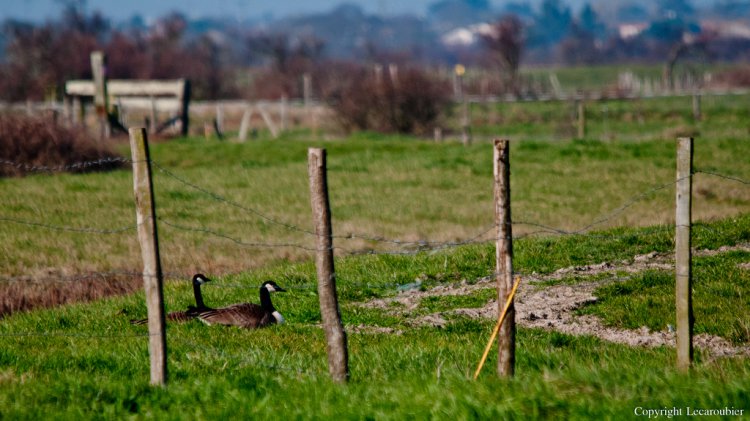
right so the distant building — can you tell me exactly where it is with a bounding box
[701,20,750,39]
[441,23,493,47]
[618,22,648,40]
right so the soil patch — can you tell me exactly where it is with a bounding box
[359,245,750,358]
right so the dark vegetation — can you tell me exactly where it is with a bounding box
[0,273,140,318]
[328,66,451,135]
[0,114,123,177]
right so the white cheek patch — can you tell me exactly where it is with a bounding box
[272,311,285,324]
[266,284,275,292]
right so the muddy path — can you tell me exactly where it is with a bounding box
[357,244,750,358]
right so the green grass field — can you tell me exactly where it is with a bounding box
[1,92,750,418]
[1,216,749,419]
[2,100,750,278]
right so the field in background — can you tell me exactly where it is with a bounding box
[3,94,750,280]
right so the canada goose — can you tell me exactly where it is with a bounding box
[130,274,212,325]
[196,280,286,329]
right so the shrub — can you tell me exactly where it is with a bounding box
[713,66,750,88]
[0,113,124,177]
[327,65,451,135]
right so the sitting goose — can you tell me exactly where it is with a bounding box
[196,280,286,329]
[130,274,212,325]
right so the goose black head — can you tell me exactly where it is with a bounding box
[262,280,286,293]
[192,274,211,285]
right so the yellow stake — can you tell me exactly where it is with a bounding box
[473,275,522,380]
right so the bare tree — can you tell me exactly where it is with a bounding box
[481,15,524,94]
[245,32,326,98]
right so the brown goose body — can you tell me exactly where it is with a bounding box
[130,274,212,325]
[197,280,285,329]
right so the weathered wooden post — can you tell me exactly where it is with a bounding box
[215,103,224,135]
[494,139,515,377]
[456,64,471,146]
[374,64,383,86]
[303,73,312,128]
[180,79,191,137]
[238,104,252,142]
[64,96,73,126]
[692,94,701,121]
[280,95,288,132]
[71,96,81,126]
[308,148,349,383]
[91,51,110,140]
[675,137,694,371]
[388,63,399,86]
[149,96,157,134]
[129,127,168,386]
[576,99,586,139]
[258,105,279,138]
[481,77,490,126]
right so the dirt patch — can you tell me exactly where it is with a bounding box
[358,244,750,358]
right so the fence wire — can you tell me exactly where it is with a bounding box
[0,157,131,174]
[0,216,137,234]
[1,156,748,345]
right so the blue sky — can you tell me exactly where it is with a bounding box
[1,0,445,22]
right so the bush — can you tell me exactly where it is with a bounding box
[713,66,750,88]
[327,65,451,135]
[0,113,124,177]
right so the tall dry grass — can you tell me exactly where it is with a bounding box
[0,113,123,177]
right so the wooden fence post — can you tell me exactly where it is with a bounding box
[577,99,586,139]
[91,51,110,140]
[149,96,157,134]
[238,105,253,142]
[494,139,515,377]
[303,73,312,128]
[180,79,191,137]
[675,137,694,371]
[388,63,399,86]
[692,94,701,121]
[374,64,383,86]
[308,148,349,383]
[258,104,279,138]
[129,127,168,386]
[455,65,471,146]
[215,103,224,135]
[280,95,288,132]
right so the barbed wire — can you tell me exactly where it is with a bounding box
[511,221,675,240]
[158,218,321,252]
[694,169,750,185]
[1,157,746,294]
[0,157,131,173]
[151,160,320,238]
[564,176,685,235]
[151,157,689,249]
[0,215,137,234]
[154,159,504,248]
